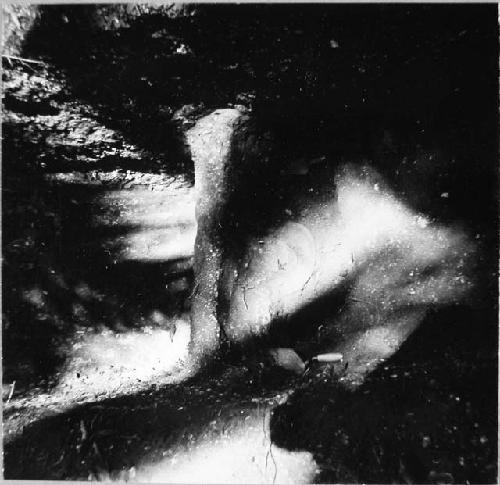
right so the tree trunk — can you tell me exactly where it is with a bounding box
[186,108,278,367]
[186,109,245,367]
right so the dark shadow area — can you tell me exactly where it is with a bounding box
[21,6,203,180]
[3,94,60,116]
[1,71,189,177]
[209,4,498,283]
[270,303,498,483]
[215,281,352,372]
[19,4,498,213]
[248,4,498,231]
[265,283,353,360]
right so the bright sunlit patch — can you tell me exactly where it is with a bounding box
[242,163,475,317]
[228,163,477,385]
[131,407,319,484]
[94,188,195,228]
[22,287,46,308]
[93,187,196,263]
[115,225,197,261]
[53,316,191,400]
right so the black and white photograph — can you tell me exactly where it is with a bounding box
[2,3,498,483]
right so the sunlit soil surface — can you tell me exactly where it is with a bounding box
[94,187,196,262]
[3,322,192,447]
[55,317,191,399]
[224,163,478,386]
[122,408,318,484]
